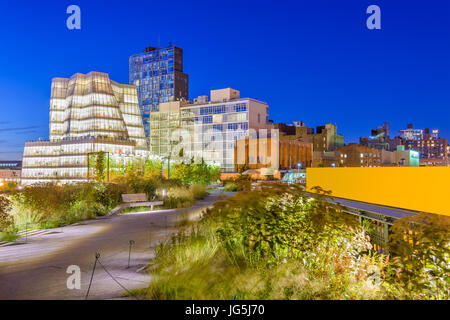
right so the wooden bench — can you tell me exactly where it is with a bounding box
[122,193,149,203]
[107,193,164,216]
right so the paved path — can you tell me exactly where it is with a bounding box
[0,190,229,300]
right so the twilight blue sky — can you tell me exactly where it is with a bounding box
[0,0,449,160]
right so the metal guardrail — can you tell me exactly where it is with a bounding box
[305,192,419,254]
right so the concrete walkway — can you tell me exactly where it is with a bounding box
[0,190,230,300]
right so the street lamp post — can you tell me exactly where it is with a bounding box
[162,140,178,180]
[167,155,171,179]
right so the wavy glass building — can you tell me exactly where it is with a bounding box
[129,45,189,138]
[21,72,148,185]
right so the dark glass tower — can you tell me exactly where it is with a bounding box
[129,45,189,138]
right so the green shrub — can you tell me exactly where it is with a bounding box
[163,187,195,209]
[137,183,389,300]
[209,184,370,265]
[0,195,16,241]
[66,200,103,224]
[223,182,238,192]
[172,160,221,185]
[0,182,18,192]
[0,196,13,230]
[384,213,450,300]
[8,182,130,230]
[190,184,207,200]
[121,206,153,214]
[134,184,450,301]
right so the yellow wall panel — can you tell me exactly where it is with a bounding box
[306,167,450,216]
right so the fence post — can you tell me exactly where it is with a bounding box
[148,223,153,248]
[85,252,100,300]
[127,240,135,268]
[383,219,390,255]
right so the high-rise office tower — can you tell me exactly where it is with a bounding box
[129,45,189,138]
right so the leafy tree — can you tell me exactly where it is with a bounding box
[94,152,106,182]
[0,196,13,231]
[144,159,163,179]
[238,163,250,174]
[172,159,220,185]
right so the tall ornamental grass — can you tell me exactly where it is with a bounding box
[135,183,449,300]
[8,182,131,230]
[135,184,390,300]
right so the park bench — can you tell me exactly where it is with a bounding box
[106,193,164,216]
[121,193,164,210]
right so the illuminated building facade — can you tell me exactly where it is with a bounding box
[234,136,312,172]
[404,128,448,163]
[336,144,419,167]
[149,101,186,156]
[399,123,425,141]
[49,72,146,148]
[336,144,382,167]
[22,72,148,185]
[129,45,189,137]
[359,122,403,151]
[148,88,272,172]
[0,161,22,184]
[180,89,272,172]
[275,122,344,152]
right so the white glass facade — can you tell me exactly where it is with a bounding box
[177,98,271,172]
[22,72,149,185]
[49,72,146,148]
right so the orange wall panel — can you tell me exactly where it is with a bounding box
[306,167,450,216]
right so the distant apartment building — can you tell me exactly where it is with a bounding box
[360,123,448,165]
[129,45,189,137]
[404,127,448,164]
[360,122,390,150]
[381,146,420,167]
[0,161,22,184]
[148,88,272,172]
[420,158,449,167]
[359,122,405,151]
[275,122,344,152]
[336,144,382,167]
[399,123,439,141]
[234,136,313,172]
[336,144,419,167]
[312,151,339,167]
[21,72,148,185]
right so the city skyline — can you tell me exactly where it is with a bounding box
[1,0,449,160]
